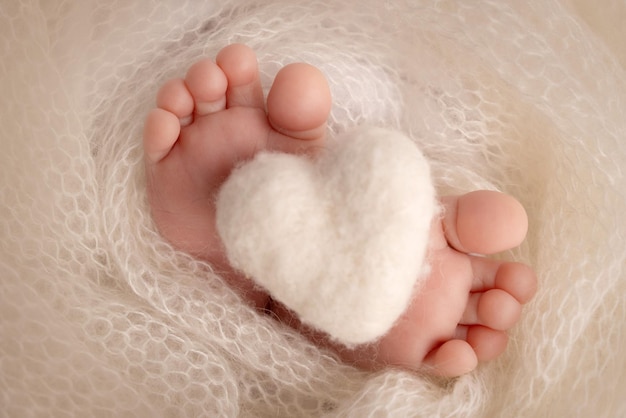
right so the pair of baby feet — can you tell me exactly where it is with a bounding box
[143,44,537,377]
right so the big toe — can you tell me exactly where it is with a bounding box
[267,63,331,144]
[442,190,528,255]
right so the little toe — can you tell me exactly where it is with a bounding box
[266,63,331,143]
[442,190,528,255]
[143,108,181,164]
[216,44,264,109]
[462,289,522,331]
[423,339,478,377]
[185,58,228,116]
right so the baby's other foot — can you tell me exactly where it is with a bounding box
[273,190,537,377]
[143,44,331,306]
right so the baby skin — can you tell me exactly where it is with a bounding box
[143,44,537,377]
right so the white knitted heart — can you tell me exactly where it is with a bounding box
[216,127,436,345]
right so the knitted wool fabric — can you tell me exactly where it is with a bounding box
[1,0,625,417]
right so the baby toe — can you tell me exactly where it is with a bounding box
[143,108,181,164]
[495,262,538,304]
[423,339,478,377]
[471,258,537,305]
[216,44,264,109]
[479,289,522,330]
[156,78,195,126]
[465,325,508,362]
[443,191,528,255]
[184,58,228,116]
[267,63,331,142]
[462,289,522,331]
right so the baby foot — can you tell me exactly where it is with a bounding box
[143,44,331,308]
[143,44,537,377]
[274,190,537,376]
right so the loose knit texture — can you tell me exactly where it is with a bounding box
[1,0,625,417]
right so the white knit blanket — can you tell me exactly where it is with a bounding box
[1,1,625,416]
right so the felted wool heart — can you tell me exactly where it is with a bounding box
[216,127,436,345]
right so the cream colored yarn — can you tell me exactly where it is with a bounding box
[1,0,625,417]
